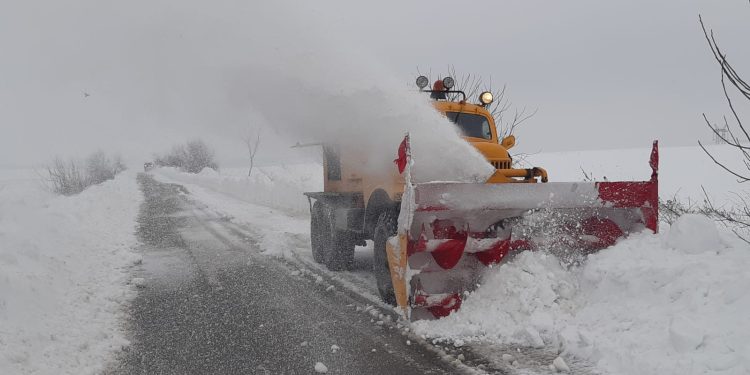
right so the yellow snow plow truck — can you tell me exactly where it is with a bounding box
[304,76,659,320]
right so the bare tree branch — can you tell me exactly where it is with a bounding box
[440,66,536,139]
[698,140,749,182]
[697,8,750,241]
[244,130,262,176]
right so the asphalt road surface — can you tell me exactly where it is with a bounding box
[107,174,462,375]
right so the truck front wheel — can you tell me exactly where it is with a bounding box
[373,210,397,306]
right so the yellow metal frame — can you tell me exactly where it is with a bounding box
[385,234,410,314]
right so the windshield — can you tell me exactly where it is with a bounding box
[445,112,493,140]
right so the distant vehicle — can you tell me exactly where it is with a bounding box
[143,162,154,172]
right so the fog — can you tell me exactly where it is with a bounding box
[1,0,748,168]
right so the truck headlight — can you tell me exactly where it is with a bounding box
[416,76,429,89]
[479,91,493,105]
[442,76,455,89]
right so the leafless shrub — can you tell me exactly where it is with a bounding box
[658,194,710,226]
[45,151,127,196]
[46,157,87,195]
[154,139,218,173]
[700,189,750,243]
[579,167,608,183]
[86,151,127,185]
[244,130,261,176]
[510,151,539,168]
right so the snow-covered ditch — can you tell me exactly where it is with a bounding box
[0,170,142,375]
[413,215,750,375]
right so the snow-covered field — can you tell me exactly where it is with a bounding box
[0,169,142,375]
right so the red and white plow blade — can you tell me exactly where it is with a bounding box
[386,138,659,320]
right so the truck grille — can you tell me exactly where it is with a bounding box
[491,160,512,169]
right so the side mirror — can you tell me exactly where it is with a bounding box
[501,135,515,149]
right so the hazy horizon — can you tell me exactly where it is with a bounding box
[2,0,749,168]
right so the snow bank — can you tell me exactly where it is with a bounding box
[413,217,750,375]
[0,170,142,375]
[154,165,322,216]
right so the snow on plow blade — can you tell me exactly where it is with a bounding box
[386,138,659,320]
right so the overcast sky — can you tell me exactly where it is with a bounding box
[1,0,749,167]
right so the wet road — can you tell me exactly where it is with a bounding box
[107,175,458,375]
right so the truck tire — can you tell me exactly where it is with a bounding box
[325,228,355,271]
[310,201,328,264]
[373,210,397,306]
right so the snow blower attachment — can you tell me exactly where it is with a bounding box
[386,135,659,320]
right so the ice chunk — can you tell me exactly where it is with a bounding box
[131,254,143,265]
[314,362,328,373]
[665,214,722,254]
[552,356,570,372]
[516,327,545,348]
[131,277,146,288]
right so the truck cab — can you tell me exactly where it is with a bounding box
[434,100,515,173]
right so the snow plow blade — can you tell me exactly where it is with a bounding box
[386,139,659,320]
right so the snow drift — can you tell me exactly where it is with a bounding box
[0,170,142,375]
